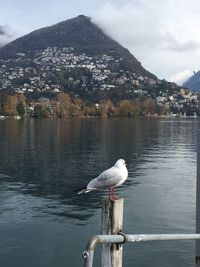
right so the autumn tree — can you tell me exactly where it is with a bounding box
[51,101,60,117]
[3,95,19,116]
[56,93,71,117]
[34,98,51,118]
[143,98,158,115]
[71,98,88,117]
[98,100,116,117]
[118,99,142,117]
[132,99,143,117]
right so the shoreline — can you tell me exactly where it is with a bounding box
[0,114,199,120]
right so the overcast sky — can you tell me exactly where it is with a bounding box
[1,0,200,84]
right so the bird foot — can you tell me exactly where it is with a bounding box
[109,195,119,202]
[108,188,119,202]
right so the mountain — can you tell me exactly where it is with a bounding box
[1,15,199,117]
[0,15,155,79]
[183,71,200,92]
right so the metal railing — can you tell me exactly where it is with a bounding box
[83,233,200,267]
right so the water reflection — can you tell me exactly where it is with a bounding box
[0,118,198,267]
[0,118,197,223]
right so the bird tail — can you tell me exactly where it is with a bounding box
[76,187,92,195]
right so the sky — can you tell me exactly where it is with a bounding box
[0,0,200,85]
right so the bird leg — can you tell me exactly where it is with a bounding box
[108,187,119,201]
[112,187,119,200]
[109,187,113,201]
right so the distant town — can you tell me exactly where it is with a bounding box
[0,46,199,118]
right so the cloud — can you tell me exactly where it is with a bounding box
[161,32,200,52]
[0,25,16,47]
[93,0,200,81]
[169,70,193,85]
[0,26,7,36]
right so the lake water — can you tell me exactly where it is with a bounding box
[0,118,198,267]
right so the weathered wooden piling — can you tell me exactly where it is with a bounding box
[101,198,124,267]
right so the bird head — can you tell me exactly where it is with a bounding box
[114,159,126,169]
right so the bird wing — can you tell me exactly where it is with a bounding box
[94,167,123,188]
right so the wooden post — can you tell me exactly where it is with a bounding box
[101,199,112,267]
[101,198,124,267]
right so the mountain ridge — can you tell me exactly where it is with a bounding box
[0,15,156,79]
[183,71,200,92]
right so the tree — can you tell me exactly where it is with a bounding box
[3,95,18,116]
[56,93,71,117]
[34,104,43,118]
[143,98,157,115]
[118,99,142,117]
[98,100,116,117]
[17,103,26,116]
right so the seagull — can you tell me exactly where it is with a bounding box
[77,159,128,200]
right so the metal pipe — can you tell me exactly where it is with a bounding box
[126,234,200,242]
[83,233,200,267]
[85,235,101,251]
[86,235,124,251]
[83,250,94,267]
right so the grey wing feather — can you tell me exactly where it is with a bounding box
[92,167,122,188]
